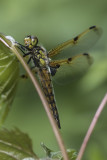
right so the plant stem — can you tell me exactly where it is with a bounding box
[11,45,69,160]
[76,93,107,160]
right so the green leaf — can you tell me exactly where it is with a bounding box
[41,143,77,160]
[0,128,38,160]
[0,34,19,125]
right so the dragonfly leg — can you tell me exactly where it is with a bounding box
[15,42,27,51]
[23,52,32,57]
[16,42,32,57]
[27,56,32,64]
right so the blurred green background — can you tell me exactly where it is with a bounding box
[0,0,107,159]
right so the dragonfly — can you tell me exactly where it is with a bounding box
[15,26,102,129]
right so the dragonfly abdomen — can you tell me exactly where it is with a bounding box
[38,68,61,129]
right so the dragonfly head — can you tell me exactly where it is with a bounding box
[24,35,38,49]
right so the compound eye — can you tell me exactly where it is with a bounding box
[31,36,38,47]
[32,39,36,46]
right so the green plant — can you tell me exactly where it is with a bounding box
[0,33,106,160]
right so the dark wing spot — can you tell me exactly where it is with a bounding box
[89,26,96,30]
[73,36,78,42]
[68,57,72,62]
[83,53,89,56]
[83,53,93,65]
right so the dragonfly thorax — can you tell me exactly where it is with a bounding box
[30,45,49,68]
[23,35,49,68]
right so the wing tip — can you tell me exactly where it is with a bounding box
[89,25,102,38]
[83,53,93,65]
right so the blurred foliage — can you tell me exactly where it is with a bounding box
[0,128,37,160]
[0,33,19,125]
[0,127,76,160]
[0,0,106,159]
[41,142,77,160]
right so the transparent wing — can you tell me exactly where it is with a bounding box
[0,33,19,124]
[50,53,93,84]
[48,26,102,60]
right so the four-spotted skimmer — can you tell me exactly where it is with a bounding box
[16,26,102,128]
